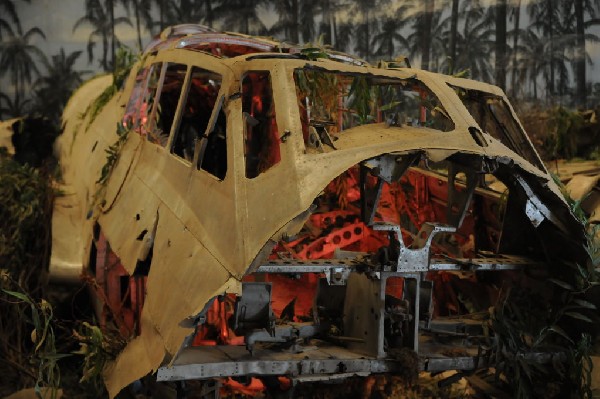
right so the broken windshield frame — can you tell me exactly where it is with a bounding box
[449,84,545,171]
[293,67,454,151]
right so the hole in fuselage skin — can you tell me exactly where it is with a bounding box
[468,126,488,147]
[185,156,552,385]
[136,229,148,241]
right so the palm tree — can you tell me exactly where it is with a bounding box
[197,0,216,27]
[515,27,546,98]
[299,0,317,43]
[528,0,561,96]
[508,0,522,97]
[334,20,353,53]
[0,25,46,107]
[318,0,343,46]
[317,0,354,51]
[574,0,586,106]
[213,0,266,35]
[352,0,380,60]
[121,0,153,50]
[162,0,216,27]
[428,7,447,72]
[32,49,90,122]
[406,0,437,70]
[0,91,31,119]
[407,0,450,71]
[153,0,165,31]
[452,2,495,81]
[552,38,574,97]
[317,0,331,44]
[447,0,460,73]
[495,0,508,90]
[371,11,410,59]
[569,0,600,106]
[0,0,22,39]
[422,0,435,70]
[270,0,301,43]
[524,0,600,102]
[270,0,317,44]
[73,0,132,71]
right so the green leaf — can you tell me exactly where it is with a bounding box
[380,101,401,111]
[548,278,574,290]
[548,325,574,344]
[453,69,470,78]
[2,289,31,303]
[572,298,596,310]
[31,309,41,332]
[576,264,589,279]
[564,312,593,323]
[41,353,72,360]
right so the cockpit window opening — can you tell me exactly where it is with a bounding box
[242,71,281,179]
[198,95,227,180]
[449,84,545,171]
[123,63,161,134]
[180,39,275,58]
[147,62,187,147]
[294,67,454,151]
[171,67,223,164]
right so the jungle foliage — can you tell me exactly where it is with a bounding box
[0,152,56,396]
[489,181,600,398]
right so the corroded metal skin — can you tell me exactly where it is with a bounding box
[53,25,588,397]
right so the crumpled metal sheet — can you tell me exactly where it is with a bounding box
[49,188,85,282]
[566,174,600,200]
[552,160,600,223]
[566,173,600,223]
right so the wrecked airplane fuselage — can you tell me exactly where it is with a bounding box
[52,25,589,397]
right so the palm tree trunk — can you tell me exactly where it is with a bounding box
[102,33,109,71]
[332,9,337,47]
[158,0,164,31]
[181,0,191,22]
[321,0,331,44]
[205,0,213,28]
[135,0,142,51]
[448,0,459,74]
[575,0,586,107]
[242,1,249,35]
[364,7,369,59]
[16,69,23,105]
[533,69,537,99]
[547,0,554,96]
[291,0,299,43]
[108,0,115,72]
[510,0,521,97]
[421,0,434,70]
[495,0,507,90]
